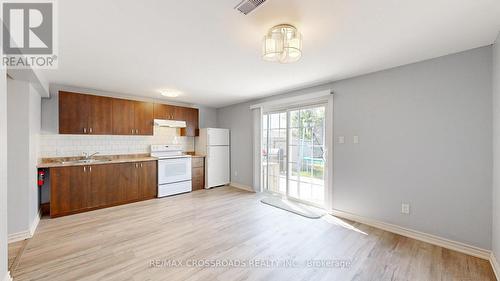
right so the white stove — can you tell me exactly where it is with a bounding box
[150,145,192,197]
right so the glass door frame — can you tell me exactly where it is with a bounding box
[262,102,330,209]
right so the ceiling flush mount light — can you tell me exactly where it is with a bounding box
[160,89,181,98]
[262,24,302,63]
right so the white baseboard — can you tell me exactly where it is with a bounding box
[331,209,491,260]
[8,230,30,244]
[8,210,40,244]
[29,210,41,236]
[3,271,12,281]
[230,182,255,192]
[491,253,500,280]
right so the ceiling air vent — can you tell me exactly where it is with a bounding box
[234,0,266,15]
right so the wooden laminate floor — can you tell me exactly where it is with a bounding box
[10,186,496,281]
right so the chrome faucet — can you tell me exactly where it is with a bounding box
[83,152,99,160]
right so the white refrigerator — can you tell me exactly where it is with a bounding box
[196,128,230,189]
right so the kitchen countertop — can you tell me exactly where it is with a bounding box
[190,155,205,158]
[184,152,205,158]
[38,154,158,168]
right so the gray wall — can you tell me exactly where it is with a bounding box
[0,70,8,281]
[493,33,500,259]
[217,46,493,249]
[7,79,41,235]
[42,84,218,134]
[217,101,254,186]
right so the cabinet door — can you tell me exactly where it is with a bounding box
[112,99,135,135]
[138,161,157,199]
[59,91,89,134]
[153,103,176,120]
[50,166,90,217]
[112,163,134,205]
[134,101,154,135]
[88,95,113,135]
[89,164,114,208]
[192,167,204,191]
[180,108,199,137]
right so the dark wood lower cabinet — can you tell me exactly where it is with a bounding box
[50,161,157,218]
[50,166,91,216]
[191,157,205,191]
[138,161,157,199]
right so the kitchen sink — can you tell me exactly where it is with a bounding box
[60,159,112,165]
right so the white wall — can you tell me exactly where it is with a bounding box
[0,69,9,281]
[492,32,500,260]
[7,78,41,236]
[28,84,41,228]
[217,46,493,249]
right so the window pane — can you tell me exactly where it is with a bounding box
[300,160,314,183]
[288,145,301,163]
[270,113,280,129]
[290,110,299,128]
[312,126,324,145]
[289,162,300,181]
[313,146,324,159]
[280,112,287,128]
[313,162,324,180]
[289,128,299,145]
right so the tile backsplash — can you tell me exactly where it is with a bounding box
[39,126,194,157]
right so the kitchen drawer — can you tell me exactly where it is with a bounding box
[192,167,204,178]
[192,157,204,168]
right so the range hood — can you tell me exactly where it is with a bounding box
[154,119,187,128]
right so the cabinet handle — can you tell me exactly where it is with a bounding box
[136,129,139,134]
[140,163,143,168]
[89,166,92,173]
[89,127,93,133]
[131,129,134,134]
[83,128,87,134]
[83,166,86,172]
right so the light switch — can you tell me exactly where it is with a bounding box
[353,136,359,144]
[338,136,345,144]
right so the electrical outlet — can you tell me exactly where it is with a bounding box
[401,203,410,215]
[338,136,345,144]
[353,136,359,144]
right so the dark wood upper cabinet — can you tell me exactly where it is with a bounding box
[153,103,176,120]
[112,99,135,135]
[134,101,154,135]
[59,91,196,136]
[59,91,90,134]
[88,95,113,135]
[180,107,199,137]
[59,91,112,135]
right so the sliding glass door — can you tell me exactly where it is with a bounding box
[262,111,287,195]
[262,105,327,207]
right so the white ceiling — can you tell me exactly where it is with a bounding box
[42,0,500,107]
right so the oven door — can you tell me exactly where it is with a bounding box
[158,157,192,185]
